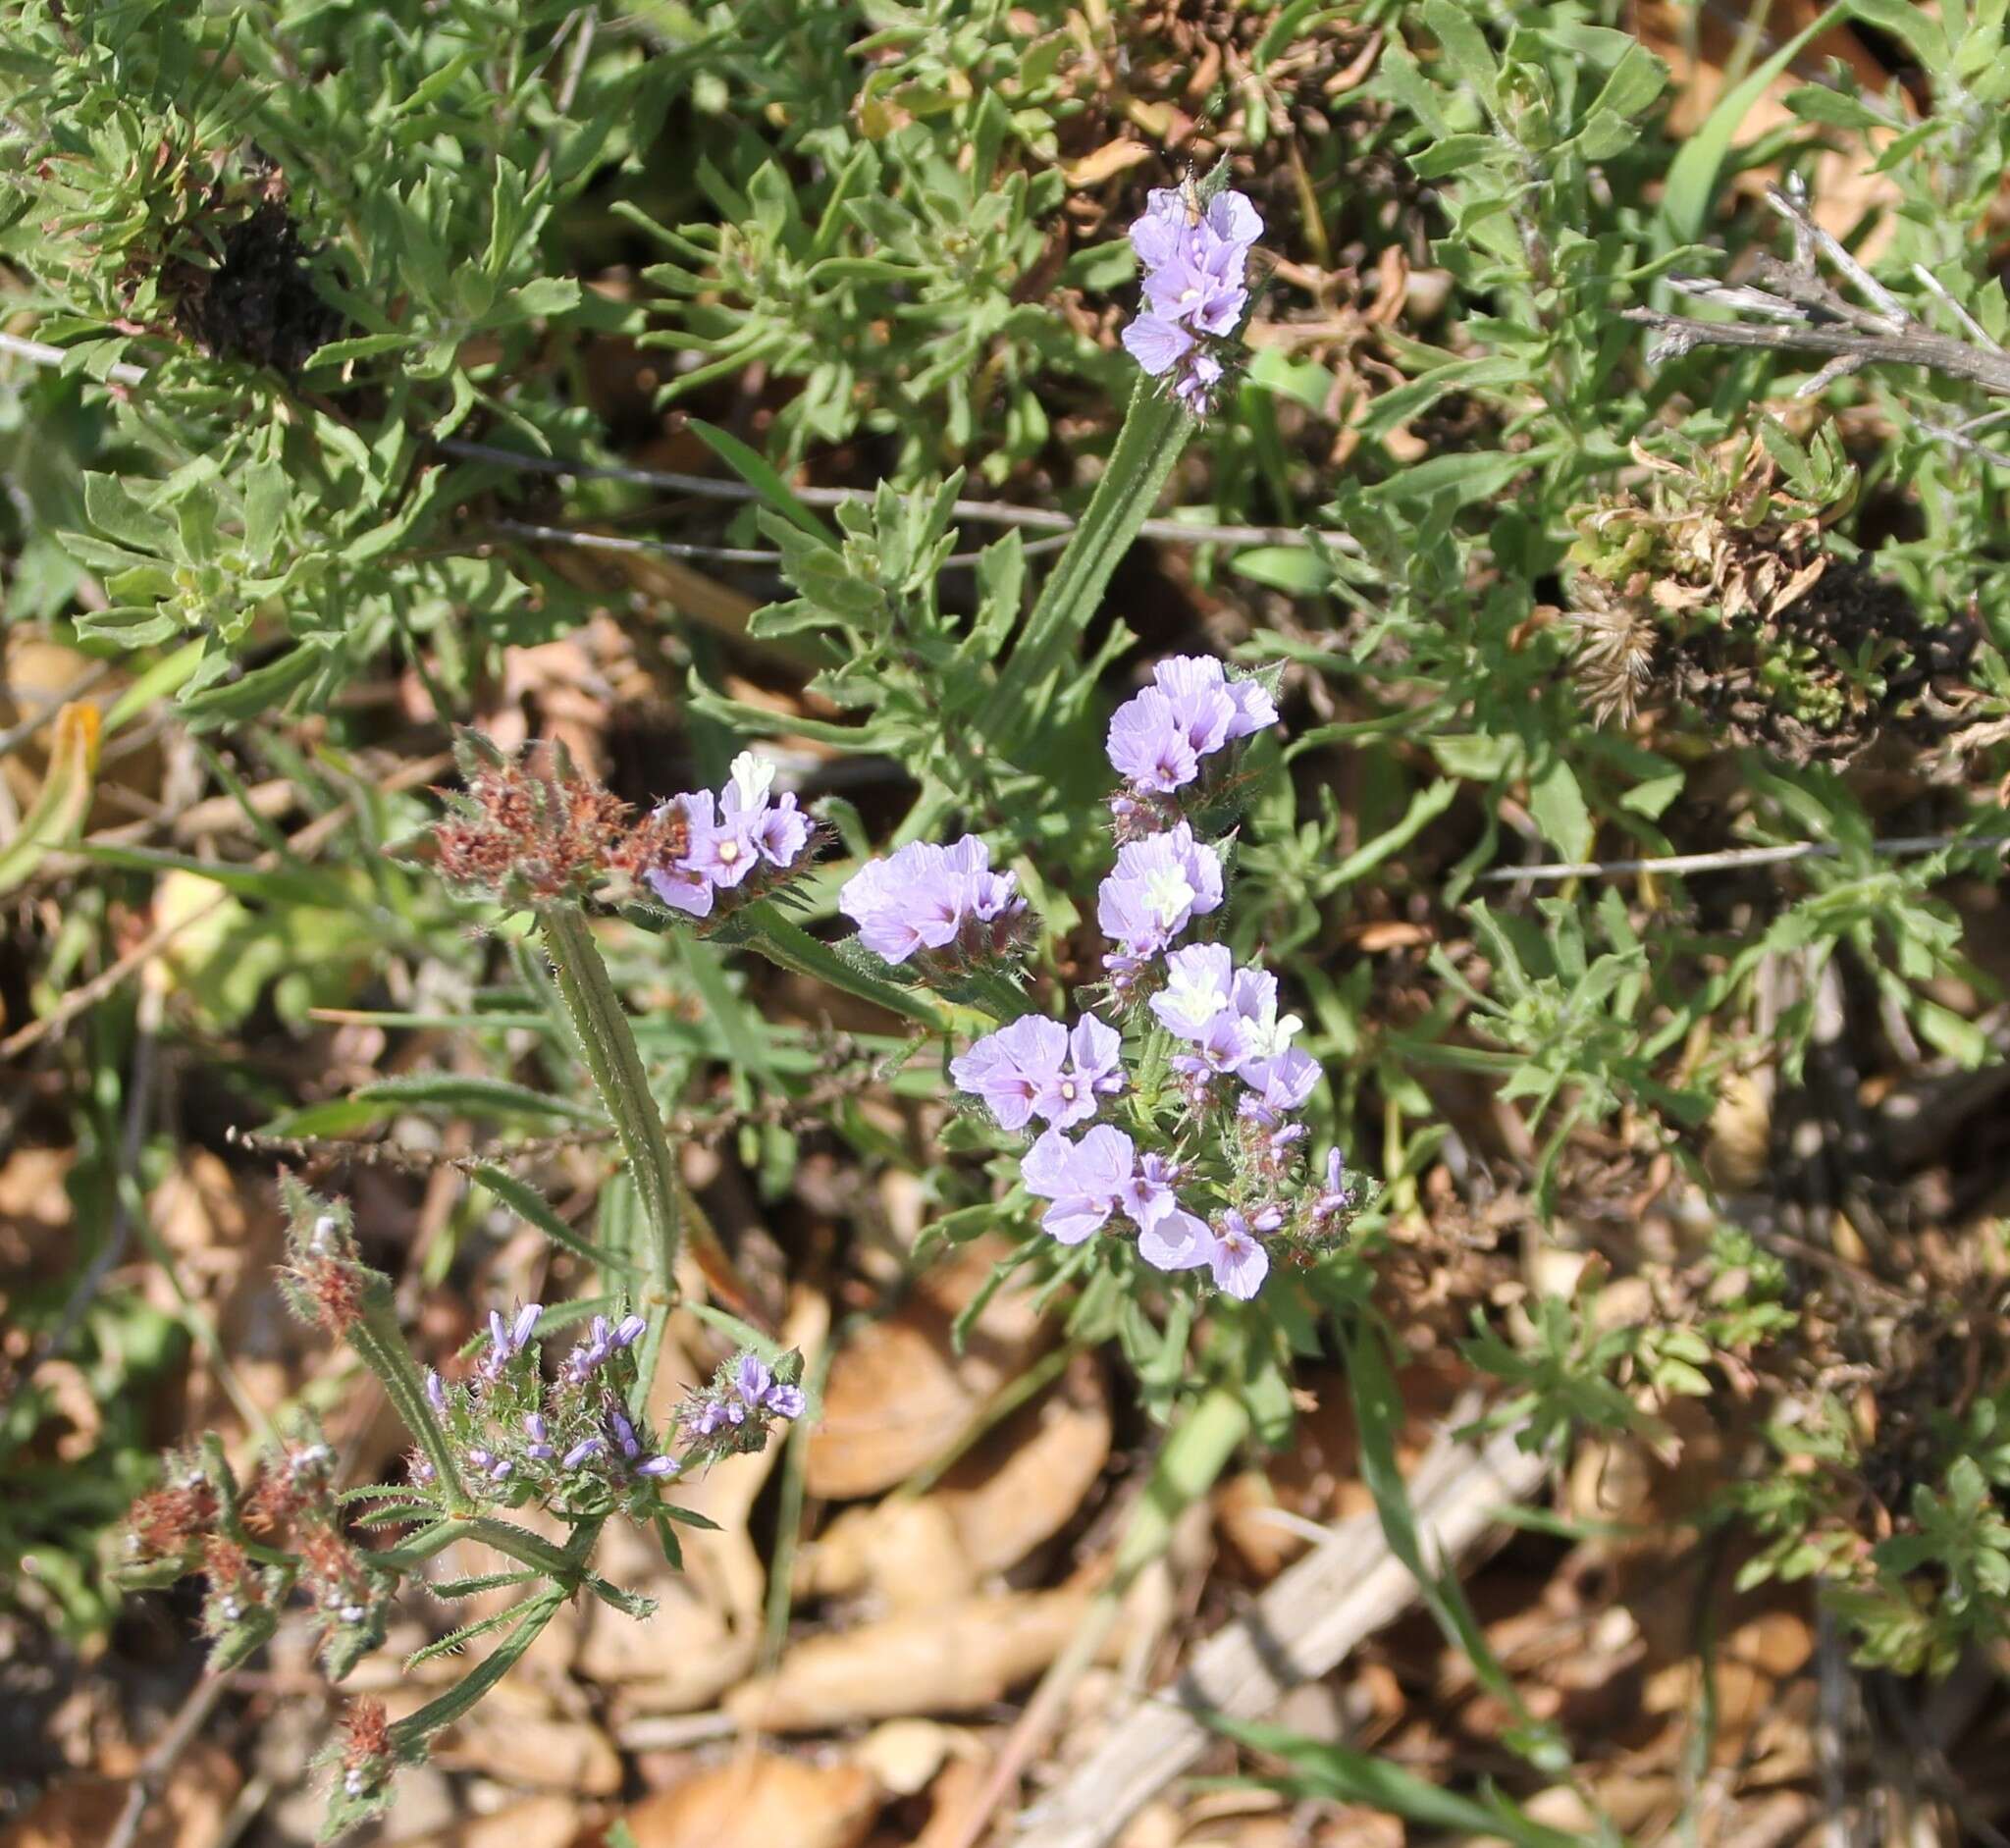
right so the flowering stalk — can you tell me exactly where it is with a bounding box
[979,371,1190,758]
[538,904,682,1376]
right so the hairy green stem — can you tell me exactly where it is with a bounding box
[538,906,682,1364]
[388,1583,568,1753]
[979,374,1191,755]
[736,901,944,1027]
[350,1287,467,1505]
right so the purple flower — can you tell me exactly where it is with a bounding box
[1137,1207,1212,1273]
[1169,1006,1253,1082]
[1118,1150,1182,1232]
[635,1452,682,1478]
[1310,1148,1354,1228]
[687,1400,729,1438]
[1021,1125,1135,1245]
[951,1013,1124,1131]
[1238,1045,1320,1124]
[1106,687,1201,793]
[483,1301,542,1376]
[523,1412,554,1460]
[1174,351,1226,412]
[1203,1210,1270,1298]
[645,792,720,918]
[425,1369,448,1413]
[1124,186,1263,409]
[612,1313,647,1348]
[1225,966,1303,1071]
[733,1353,772,1408]
[721,752,813,871]
[1121,312,1196,379]
[1150,658,1240,757]
[838,835,1023,965]
[1109,660,1278,790]
[1097,823,1224,959]
[765,1383,806,1419]
[608,1405,642,1461]
[1150,943,1236,1040]
[561,1437,603,1469]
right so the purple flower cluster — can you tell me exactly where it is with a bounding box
[838,651,1356,1303]
[1107,657,1279,798]
[1121,185,1263,412]
[674,1351,807,1468]
[839,834,1027,968]
[646,752,814,919]
[423,1303,802,1513]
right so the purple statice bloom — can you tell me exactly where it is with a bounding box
[1150,658,1239,758]
[951,1013,1124,1131]
[645,792,721,918]
[838,835,1022,965]
[1137,1207,1211,1273]
[722,752,813,871]
[483,1301,542,1377]
[1120,311,1196,381]
[765,1382,806,1419]
[1150,943,1236,1040]
[951,1014,1064,1131]
[635,1452,681,1478]
[564,1311,646,1383]
[425,1369,448,1413]
[523,1412,554,1461]
[1021,1125,1135,1245]
[1237,1045,1320,1125]
[1096,823,1224,960]
[1203,1210,1270,1298]
[1310,1148,1354,1228]
[561,1436,603,1469]
[733,1353,772,1409]
[1106,687,1200,793]
[1225,966,1303,1073]
[1169,1006,1253,1083]
[686,1400,725,1438]
[683,802,761,889]
[1118,1150,1182,1232]
[1125,187,1264,406]
[1174,351,1225,412]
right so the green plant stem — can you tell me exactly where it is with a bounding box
[979,373,1191,755]
[538,905,682,1383]
[735,900,945,1027]
[350,1288,467,1505]
[388,1583,568,1754]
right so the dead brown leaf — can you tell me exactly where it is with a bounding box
[618,1752,881,1848]
[807,1242,1048,1501]
[725,1586,1100,1731]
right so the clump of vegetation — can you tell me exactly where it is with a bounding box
[4,0,2010,1836]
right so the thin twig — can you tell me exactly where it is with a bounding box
[105,1669,236,1848]
[1476,832,2010,886]
[439,438,1325,550]
[485,514,1072,569]
[1624,185,2010,399]
[0,327,147,387]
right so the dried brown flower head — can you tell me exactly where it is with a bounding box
[432,735,636,906]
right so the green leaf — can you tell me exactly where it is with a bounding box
[1662,1,1852,241]
[347,1073,608,1126]
[1528,758,1594,863]
[469,1163,639,1272]
[685,417,835,542]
